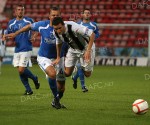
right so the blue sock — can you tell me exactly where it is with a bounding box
[24,68,37,81]
[48,77,57,98]
[78,68,85,88]
[73,64,81,80]
[20,73,32,91]
[73,71,79,80]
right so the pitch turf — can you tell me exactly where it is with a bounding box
[0,65,150,125]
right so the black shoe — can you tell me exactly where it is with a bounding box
[51,97,61,109]
[51,101,67,109]
[34,76,40,89]
[24,90,33,95]
[82,86,88,92]
[71,76,77,89]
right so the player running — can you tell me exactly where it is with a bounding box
[5,7,67,109]
[72,8,100,92]
[4,4,40,95]
[52,17,95,80]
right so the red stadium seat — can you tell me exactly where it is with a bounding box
[3,0,149,48]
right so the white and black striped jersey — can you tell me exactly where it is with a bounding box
[54,21,93,51]
[0,29,6,57]
[0,29,6,46]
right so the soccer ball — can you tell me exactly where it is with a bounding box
[132,99,149,115]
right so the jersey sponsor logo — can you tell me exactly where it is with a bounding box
[13,23,26,31]
[18,24,23,29]
[44,33,56,44]
[31,23,36,28]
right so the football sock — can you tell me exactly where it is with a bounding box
[73,70,79,80]
[19,73,32,91]
[78,68,85,88]
[58,90,64,99]
[24,68,37,81]
[48,77,57,98]
[73,64,82,81]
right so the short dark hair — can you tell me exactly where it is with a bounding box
[16,4,24,8]
[81,8,90,14]
[51,6,60,11]
[52,17,64,26]
[50,6,60,14]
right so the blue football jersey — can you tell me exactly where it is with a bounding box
[31,20,68,59]
[77,21,100,39]
[7,17,34,52]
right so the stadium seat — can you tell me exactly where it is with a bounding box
[2,0,149,48]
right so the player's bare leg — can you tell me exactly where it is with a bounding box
[45,65,56,79]
[65,66,75,77]
[84,71,91,77]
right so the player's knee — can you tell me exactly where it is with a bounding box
[18,68,25,74]
[65,72,72,77]
[65,73,71,77]
[64,67,74,77]
[84,71,91,77]
[50,74,56,79]
[47,71,56,79]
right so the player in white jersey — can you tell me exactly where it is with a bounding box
[72,8,100,92]
[0,25,6,74]
[52,17,95,79]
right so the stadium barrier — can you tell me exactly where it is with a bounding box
[3,23,150,67]
[96,23,150,66]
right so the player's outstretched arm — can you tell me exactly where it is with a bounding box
[5,24,32,39]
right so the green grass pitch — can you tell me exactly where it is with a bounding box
[0,65,150,125]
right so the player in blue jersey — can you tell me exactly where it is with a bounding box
[4,4,40,95]
[72,9,100,92]
[5,7,68,109]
